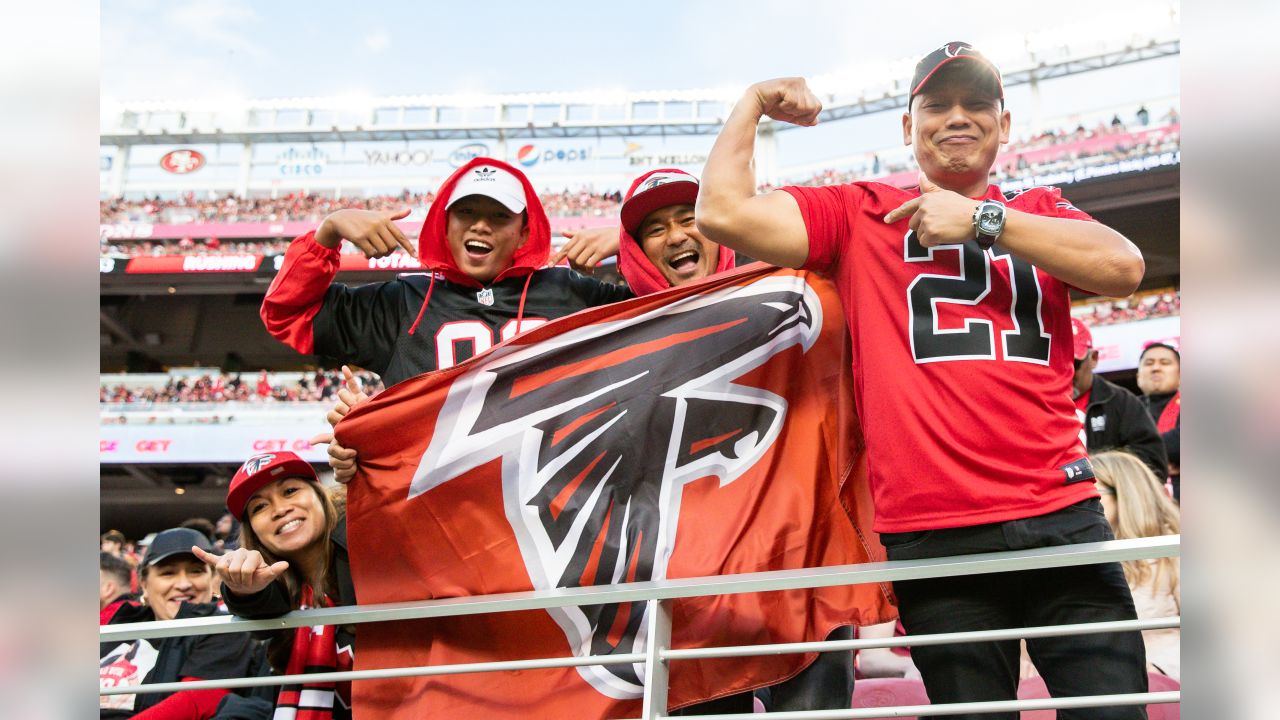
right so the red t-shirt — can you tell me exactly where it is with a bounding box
[783,181,1098,532]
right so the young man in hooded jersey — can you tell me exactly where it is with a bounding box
[261,157,631,388]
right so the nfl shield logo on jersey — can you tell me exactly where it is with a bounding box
[476,288,495,306]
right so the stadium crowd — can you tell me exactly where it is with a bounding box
[100,187,624,226]
[99,107,1179,261]
[100,368,384,405]
[1073,289,1180,326]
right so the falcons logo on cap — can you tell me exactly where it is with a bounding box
[942,41,975,57]
[408,275,823,699]
[241,454,276,476]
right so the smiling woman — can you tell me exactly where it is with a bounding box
[100,528,258,719]
[193,452,354,720]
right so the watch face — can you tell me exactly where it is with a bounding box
[977,206,1003,235]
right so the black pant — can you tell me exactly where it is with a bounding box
[881,498,1148,720]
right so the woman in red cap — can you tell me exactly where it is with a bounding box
[193,451,354,720]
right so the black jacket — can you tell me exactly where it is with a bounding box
[101,601,256,718]
[1082,376,1169,479]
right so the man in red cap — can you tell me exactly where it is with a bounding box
[698,41,1149,717]
[616,169,736,295]
[1071,317,1168,480]
[261,158,631,389]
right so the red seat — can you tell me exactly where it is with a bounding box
[1017,672,1180,719]
[850,678,930,719]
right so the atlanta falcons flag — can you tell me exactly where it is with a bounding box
[337,264,894,718]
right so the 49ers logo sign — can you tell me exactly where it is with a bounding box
[408,275,823,698]
[159,149,205,174]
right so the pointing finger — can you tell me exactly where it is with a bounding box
[309,431,334,446]
[884,197,922,225]
[191,546,221,566]
[341,365,362,395]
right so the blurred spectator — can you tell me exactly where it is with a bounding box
[1092,451,1181,680]
[215,512,240,552]
[100,528,259,718]
[100,552,136,620]
[1136,105,1149,126]
[101,529,127,556]
[1136,343,1182,500]
[180,517,217,543]
[1071,319,1169,480]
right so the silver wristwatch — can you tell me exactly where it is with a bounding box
[973,200,1006,250]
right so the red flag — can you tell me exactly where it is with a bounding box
[338,264,894,718]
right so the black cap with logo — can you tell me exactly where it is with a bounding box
[910,41,1004,106]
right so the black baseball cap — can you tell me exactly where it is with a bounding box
[141,527,215,569]
[910,41,1004,106]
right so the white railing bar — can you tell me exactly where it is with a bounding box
[101,536,1178,642]
[642,598,674,720]
[99,651,648,696]
[662,616,1180,661]
[101,617,1175,697]
[661,691,1180,719]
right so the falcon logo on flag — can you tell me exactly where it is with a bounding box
[408,275,823,698]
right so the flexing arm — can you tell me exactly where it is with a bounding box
[696,78,820,269]
[885,175,1145,297]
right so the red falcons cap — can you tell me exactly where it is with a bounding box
[1071,317,1094,361]
[910,41,1004,105]
[226,451,318,518]
[620,169,700,236]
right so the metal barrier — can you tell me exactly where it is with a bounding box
[101,534,1180,718]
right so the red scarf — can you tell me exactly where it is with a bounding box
[273,586,346,720]
[1157,391,1181,434]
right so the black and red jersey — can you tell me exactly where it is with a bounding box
[261,158,632,387]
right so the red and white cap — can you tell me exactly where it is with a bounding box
[446,164,527,214]
[620,169,700,235]
[1071,317,1094,361]
[226,451,318,518]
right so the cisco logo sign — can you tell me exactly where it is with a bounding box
[448,143,490,168]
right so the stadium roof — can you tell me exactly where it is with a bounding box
[101,34,1178,146]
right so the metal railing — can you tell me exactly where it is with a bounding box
[101,535,1180,718]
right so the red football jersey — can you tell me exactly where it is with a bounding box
[783,181,1099,532]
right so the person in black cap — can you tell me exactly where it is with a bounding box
[100,528,257,719]
[698,42,1149,718]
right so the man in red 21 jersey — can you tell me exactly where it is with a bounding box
[698,42,1149,718]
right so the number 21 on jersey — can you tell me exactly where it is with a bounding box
[904,231,1051,365]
